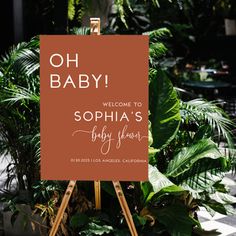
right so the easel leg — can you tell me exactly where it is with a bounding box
[94,180,101,210]
[49,180,76,236]
[113,181,138,236]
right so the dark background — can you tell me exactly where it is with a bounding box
[1,0,236,79]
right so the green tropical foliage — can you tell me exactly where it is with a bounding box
[0,38,40,191]
[68,0,85,23]
[181,99,235,151]
[149,69,181,150]
[113,0,172,28]
[0,27,235,236]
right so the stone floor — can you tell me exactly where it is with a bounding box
[197,208,236,236]
[197,174,236,236]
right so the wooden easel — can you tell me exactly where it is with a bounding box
[49,18,138,236]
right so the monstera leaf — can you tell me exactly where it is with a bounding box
[149,69,180,150]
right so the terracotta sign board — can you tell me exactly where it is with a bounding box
[40,35,149,181]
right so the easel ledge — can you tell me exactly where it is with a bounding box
[49,18,138,236]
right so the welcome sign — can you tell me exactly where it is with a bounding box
[40,35,149,181]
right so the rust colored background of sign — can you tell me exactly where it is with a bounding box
[40,35,149,181]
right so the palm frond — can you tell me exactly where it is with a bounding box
[143,28,171,66]
[143,28,172,42]
[13,48,39,76]
[0,37,39,77]
[21,133,40,162]
[70,27,90,35]
[0,42,27,73]
[149,42,168,63]
[180,99,235,151]
[2,86,40,105]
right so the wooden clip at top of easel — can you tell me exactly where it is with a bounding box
[90,18,100,35]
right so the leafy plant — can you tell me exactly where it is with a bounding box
[107,1,151,34]
[0,38,40,191]
[145,27,236,235]
[149,69,181,150]
[0,26,235,236]
[68,0,85,29]
[180,99,235,154]
[113,0,172,28]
